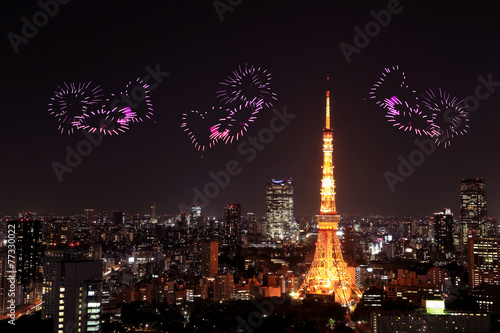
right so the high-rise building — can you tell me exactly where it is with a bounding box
[7,219,43,291]
[150,203,157,219]
[341,226,356,265]
[432,209,454,258]
[53,257,102,333]
[468,236,500,288]
[84,209,94,223]
[295,78,361,311]
[265,178,294,241]
[214,274,234,302]
[112,211,125,225]
[201,241,218,278]
[224,204,241,244]
[191,204,203,228]
[460,178,487,244]
[0,250,9,316]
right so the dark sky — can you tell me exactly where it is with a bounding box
[1,0,499,217]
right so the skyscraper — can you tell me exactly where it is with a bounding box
[47,220,74,245]
[432,208,454,259]
[295,78,361,311]
[201,241,218,278]
[7,219,43,301]
[460,178,487,245]
[112,211,125,225]
[468,236,500,288]
[224,204,241,244]
[214,274,234,302]
[150,203,157,219]
[53,252,103,333]
[265,178,294,241]
[191,204,203,228]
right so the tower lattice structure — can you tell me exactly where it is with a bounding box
[295,78,362,311]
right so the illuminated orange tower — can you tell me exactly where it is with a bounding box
[295,78,362,311]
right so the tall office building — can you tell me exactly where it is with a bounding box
[265,178,295,241]
[150,203,157,219]
[0,250,8,315]
[53,256,103,333]
[224,204,241,244]
[7,219,43,292]
[201,241,218,278]
[341,226,356,265]
[468,236,500,288]
[432,209,454,258]
[191,204,203,228]
[460,178,487,245]
[214,274,234,302]
[112,211,125,225]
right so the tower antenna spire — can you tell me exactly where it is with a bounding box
[326,76,330,130]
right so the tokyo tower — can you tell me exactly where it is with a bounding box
[295,78,362,311]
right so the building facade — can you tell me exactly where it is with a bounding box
[265,178,295,241]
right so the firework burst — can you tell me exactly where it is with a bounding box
[107,77,153,123]
[48,82,104,134]
[384,96,433,136]
[181,107,223,151]
[210,102,262,143]
[216,64,277,108]
[74,107,129,135]
[369,65,419,110]
[422,88,470,147]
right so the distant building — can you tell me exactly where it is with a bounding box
[191,204,203,227]
[432,209,454,258]
[47,220,73,245]
[150,203,157,219]
[201,241,218,278]
[214,274,234,301]
[224,204,241,244]
[468,236,500,288]
[112,211,125,225]
[265,178,295,241]
[341,225,356,265]
[460,178,487,245]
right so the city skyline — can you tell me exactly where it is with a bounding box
[2,1,499,217]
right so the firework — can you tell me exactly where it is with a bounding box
[210,102,262,143]
[384,96,433,136]
[422,88,470,147]
[107,77,153,123]
[181,107,223,151]
[107,106,137,126]
[369,65,419,110]
[74,107,129,135]
[48,82,104,134]
[216,64,277,108]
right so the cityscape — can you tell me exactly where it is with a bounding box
[2,1,500,333]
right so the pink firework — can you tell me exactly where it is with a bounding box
[422,88,470,148]
[48,81,104,135]
[369,65,419,110]
[181,107,222,151]
[210,102,262,143]
[216,64,277,108]
[107,106,137,126]
[74,108,129,135]
[384,96,433,136]
[107,77,153,123]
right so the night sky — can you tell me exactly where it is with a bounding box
[2,0,499,217]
